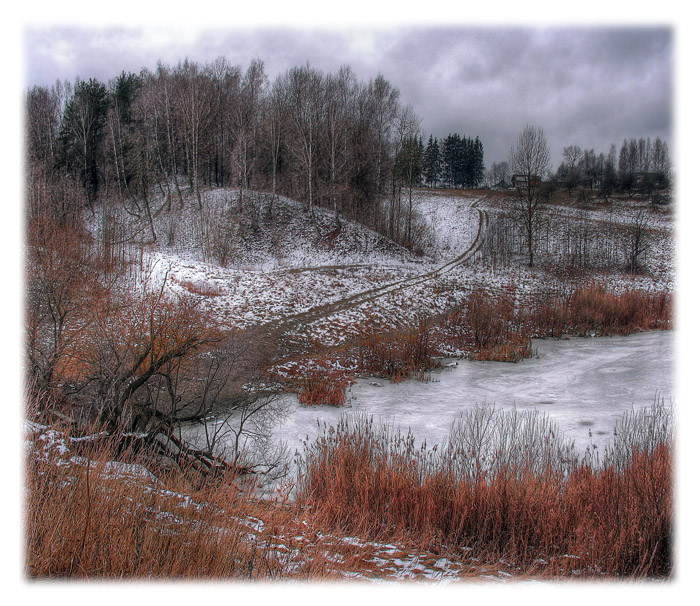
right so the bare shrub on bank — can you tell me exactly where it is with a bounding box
[356,319,440,381]
[441,287,531,362]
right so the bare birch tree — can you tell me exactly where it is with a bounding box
[322,66,355,226]
[173,60,216,208]
[284,64,323,215]
[509,124,551,267]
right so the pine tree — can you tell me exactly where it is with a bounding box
[423,134,442,187]
[471,136,485,187]
[58,78,111,205]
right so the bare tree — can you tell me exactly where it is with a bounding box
[322,66,354,226]
[138,63,184,210]
[392,104,422,246]
[625,208,651,274]
[232,59,266,210]
[562,145,582,193]
[284,64,323,215]
[263,75,286,211]
[25,84,62,168]
[509,124,551,267]
[368,74,400,201]
[487,161,509,188]
[172,59,216,208]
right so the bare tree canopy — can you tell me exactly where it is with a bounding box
[510,124,551,183]
[509,125,551,267]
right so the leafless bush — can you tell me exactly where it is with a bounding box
[202,196,239,266]
[446,404,579,480]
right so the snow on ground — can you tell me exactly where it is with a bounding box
[25,421,158,482]
[137,189,489,339]
[146,250,419,331]
[412,190,484,261]
[91,186,674,358]
[479,193,675,292]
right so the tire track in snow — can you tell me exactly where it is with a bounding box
[269,196,488,335]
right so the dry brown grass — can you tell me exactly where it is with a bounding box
[297,404,673,578]
[297,360,354,406]
[355,320,440,382]
[529,282,672,338]
[441,286,532,362]
[436,282,671,361]
[23,416,346,580]
[179,279,224,297]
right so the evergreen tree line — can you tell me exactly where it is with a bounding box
[422,133,485,189]
[24,57,488,247]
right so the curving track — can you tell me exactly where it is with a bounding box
[271,196,488,335]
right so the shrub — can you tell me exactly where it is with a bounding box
[298,370,353,406]
[441,287,532,361]
[530,282,672,337]
[356,320,440,382]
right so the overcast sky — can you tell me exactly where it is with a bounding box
[23,24,672,170]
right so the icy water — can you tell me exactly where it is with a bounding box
[271,330,674,455]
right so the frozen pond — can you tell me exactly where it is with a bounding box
[271,330,674,455]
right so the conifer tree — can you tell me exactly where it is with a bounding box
[423,134,441,187]
[58,78,110,205]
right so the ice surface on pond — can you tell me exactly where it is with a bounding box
[271,330,674,455]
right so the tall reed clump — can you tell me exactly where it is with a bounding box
[297,362,354,406]
[442,287,531,361]
[356,320,440,382]
[297,401,673,578]
[569,399,674,577]
[530,282,672,338]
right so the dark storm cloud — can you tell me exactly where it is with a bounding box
[24,25,672,168]
[378,27,672,166]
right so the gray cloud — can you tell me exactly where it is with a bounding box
[24,25,672,169]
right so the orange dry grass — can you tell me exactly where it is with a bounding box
[356,321,440,382]
[530,282,672,338]
[560,443,673,577]
[298,371,353,406]
[179,279,223,297]
[298,409,673,577]
[439,283,671,360]
[442,286,532,361]
[24,422,335,580]
[292,355,355,407]
[27,458,246,578]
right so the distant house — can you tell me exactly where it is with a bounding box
[511,174,542,189]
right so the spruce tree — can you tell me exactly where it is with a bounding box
[58,78,110,205]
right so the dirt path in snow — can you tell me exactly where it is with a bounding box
[268,197,488,336]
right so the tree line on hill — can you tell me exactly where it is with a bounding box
[24,57,484,250]
[485,136,671,201]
